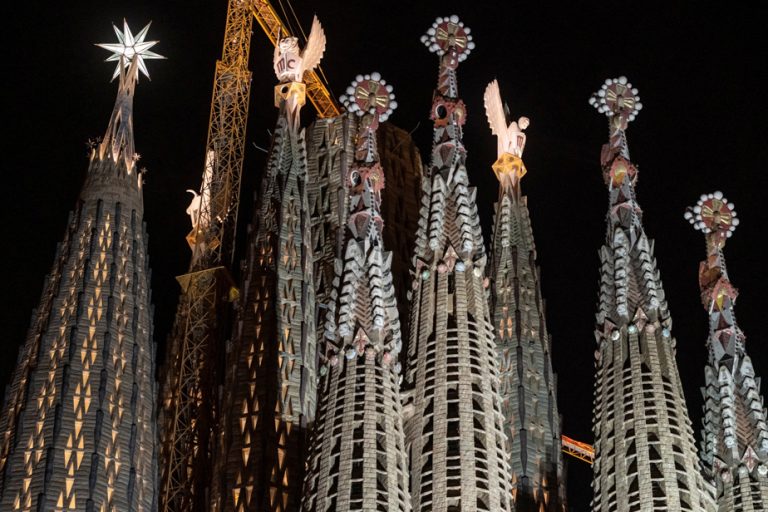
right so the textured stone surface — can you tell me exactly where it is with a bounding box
[589,79,715,512]
[404,18,513,512]
[490,191,565,510]
[0,131,157,511]
[211,103,317,512]
[690,196,768,511]
[303,101,410,511]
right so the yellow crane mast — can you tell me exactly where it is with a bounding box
[159,1,339,511]
[159,0,253,509]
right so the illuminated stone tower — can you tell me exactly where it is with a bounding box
[302,74,410,511]
[588,77,715,511]
[483,80,565,510]
[404,17,513,512]
[685,193,768,511]
[0,21,162,511]
[210,17,326,512]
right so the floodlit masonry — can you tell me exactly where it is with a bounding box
[588,77,716,511]
[403,16,514,512]
[0,21,162,511]
[484,79,566,510]
[685,193,768,511]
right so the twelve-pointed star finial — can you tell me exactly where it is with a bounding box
[97,20,164,81]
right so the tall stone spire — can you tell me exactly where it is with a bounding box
[685,193,768,510]
[588,77,715,511]
[484,80,565,510]
[302,73,410,512]
[96,20,164,173]
[209,19,325,512]
[0,21,161,511]
[404,16,513,512]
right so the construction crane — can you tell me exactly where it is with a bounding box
[561,434,595,465]
[158,1,339,510]
[158,0,252,509]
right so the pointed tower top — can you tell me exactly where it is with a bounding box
[590,77,643,164]
[96,20,163,173]
[685,192,740,312]
[340,72,397,123]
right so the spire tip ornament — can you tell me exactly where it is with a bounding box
[685,192,738,247]
[96,19,164,82]
[339,73,396,122]
[484,79,528,187]
[589,76,642,123]
[592,77,641,164]
[421,15,474,62]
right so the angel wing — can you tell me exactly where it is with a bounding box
[301,16,326,75]
[484,79,508,138]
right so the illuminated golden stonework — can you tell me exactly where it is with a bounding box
[492,152,527,181]
[274,81,306,108]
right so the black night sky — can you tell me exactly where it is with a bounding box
[3,2,767,509]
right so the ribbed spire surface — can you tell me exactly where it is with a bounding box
[404,16,513,512]
[0,24,160,511]
[302,74,410,512]
[210,33,321,510]
[685,193,768,511]
[484,80,565,510]
[588,77,715,511]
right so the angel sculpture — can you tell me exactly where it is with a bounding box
[273,16,326,84]
[483,79,529,158]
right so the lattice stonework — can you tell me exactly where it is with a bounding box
[484,79,565,511]
[403,17,513,512]
[302,73,410,512]
[686,193,768,511]
[210,84,317,512]
[588,78,716,511]
[0,36,158,509]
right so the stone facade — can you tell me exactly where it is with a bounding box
[302,77,410,511]
[404,17,513,512]
[0,60,158,511]
[588,78,715,511]
[686,193,768,511]
[211,98,317,511]
[485,87,565,509]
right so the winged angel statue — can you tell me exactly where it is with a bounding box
[483,79,529,158]
[273,16,326,83]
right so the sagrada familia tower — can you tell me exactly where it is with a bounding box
[5,8,768,512]
[686,193,768,510]
[485,80,565,510]
[588,78,716,511]
[0,22,162,511]
[403,17,514,512]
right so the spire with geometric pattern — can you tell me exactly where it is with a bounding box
[0,21,161,511]
[209,18,326,512]
[484,79,565,511]
[403,16,513,512]
[588,77,716,511]
[686,192,768,510]
[301,73,410,512]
